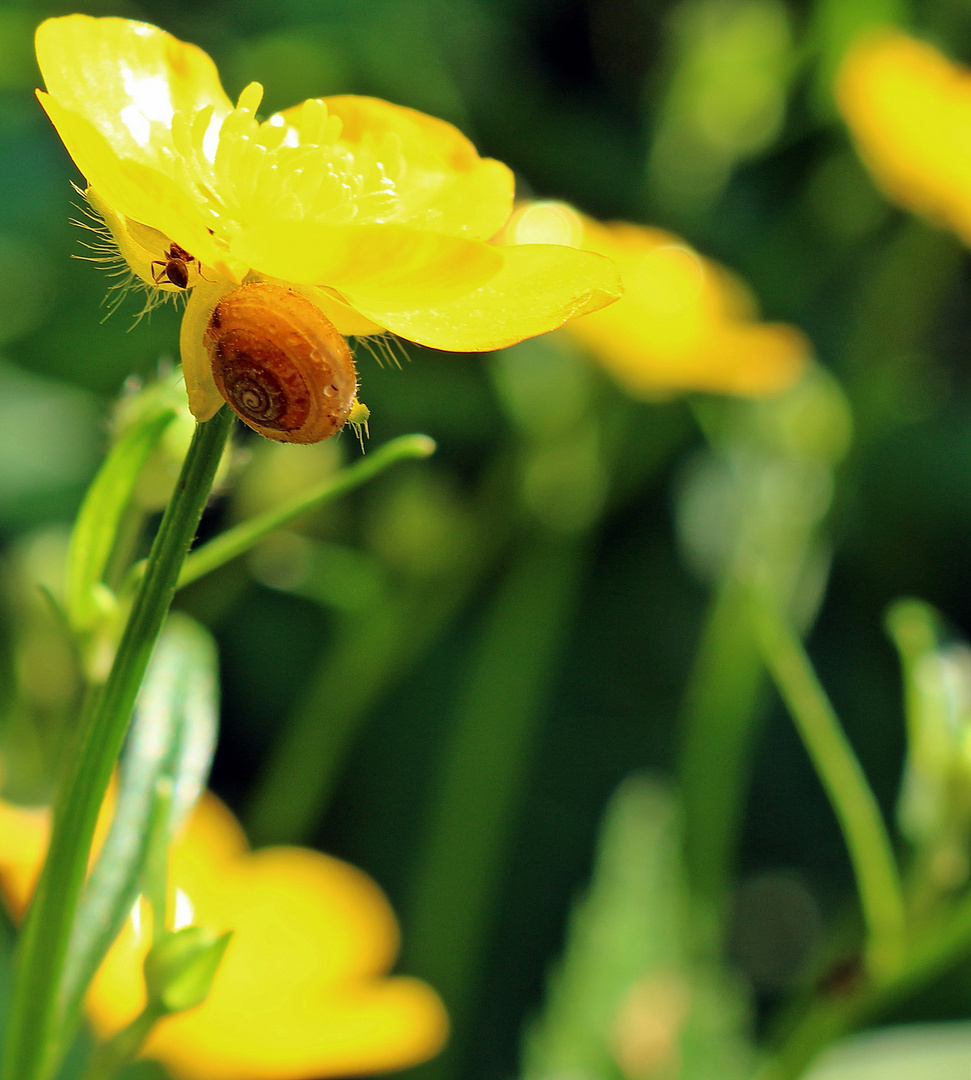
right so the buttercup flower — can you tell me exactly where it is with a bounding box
[35,15,621,439]
[498,202,808,397]
[837,31,971,246]
[0,790,447,1080]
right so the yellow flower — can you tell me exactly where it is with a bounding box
[34,15,621,433]
[498,202,808,397]
[0,790,447,1080]
[836,30,971,246]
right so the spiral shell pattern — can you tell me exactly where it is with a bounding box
[204,282,358,443]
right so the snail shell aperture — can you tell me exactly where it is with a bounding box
[204,282,358,444]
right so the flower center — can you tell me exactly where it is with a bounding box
[169,86,405,245]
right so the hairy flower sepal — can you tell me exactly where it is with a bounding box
[36,14,623,431]
[85,188,207,295]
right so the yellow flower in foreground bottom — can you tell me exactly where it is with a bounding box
[35,15,621,440]
[499,203,808,398]
[0,791,447,1080]
[837,31,971,246]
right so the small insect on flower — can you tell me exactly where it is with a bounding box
[151,242,196,290]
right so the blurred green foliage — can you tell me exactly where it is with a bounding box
[523,775,752,1080]
[9,0,971,1078]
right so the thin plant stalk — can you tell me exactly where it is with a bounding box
[1,406,235,1080]
[78,1002,166,1080]
[758,881,971,1080]
[245,446,510,846]
[177,433,435,590]
[403,532,587,1080]
[749,583,907,981]
[677,573,767,925]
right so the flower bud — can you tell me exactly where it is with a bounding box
[143,926,232,1015]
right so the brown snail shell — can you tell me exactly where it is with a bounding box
[204,281,358,444]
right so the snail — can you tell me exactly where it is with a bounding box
[204,282,358,443]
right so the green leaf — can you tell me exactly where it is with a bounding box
[521,774,753,1080]
[65,408,176,633]
[55,612,219,1053]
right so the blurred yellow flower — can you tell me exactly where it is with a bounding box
[498,202,808,397]
[34,15,621,425]
[837,31,971,246]
[0,790,447,1080]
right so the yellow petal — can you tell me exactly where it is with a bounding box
[405,157,514,239]
[520,207,809,397]
[0,799,49,919]
[85,792,449,1080]
[272,282,386,338]
[568,309,809,397]
[322,95,481,171]
[231,223,503,306]
[276,96,515,239]
[344,244,623,352]
[180,280,238,421]
[837,31,971,246]
[166,835,400,990]
[85,187,174,289]
[149,977,449,1080]
[0,782,117,921]
[36,15,232,173]
[498,201,586,248]
[38,91,221,267]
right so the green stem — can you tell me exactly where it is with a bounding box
[677,573,767,927]
[144,778,174,944]
[750,583,907,981]
[402,532,586,1080]
[177,433,435,590]
[79,1001,166,1080]
[1,406,234,1080]
[756,996,865,1080]
[66,409,176,631]
[758,890,971,1080]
